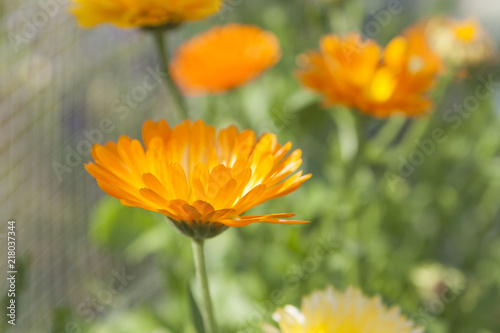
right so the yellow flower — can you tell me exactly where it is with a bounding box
[414,17,496,68]
[170,24,281,95]
[85,120,311,239]
[71,0,222,28]
[296,32,443,117]
[265,286,423,333]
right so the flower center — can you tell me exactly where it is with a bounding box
[369,67,397,103]
[453,23,477,42]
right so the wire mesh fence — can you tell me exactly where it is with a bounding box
[0,2,176,330]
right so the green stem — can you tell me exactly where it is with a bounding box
[401,65,456,150]
[347,110,369,181]
[151,29,189,120]
[205,95,218,124]
[330,108,367,287]
[371,116,406,149]
[191,239,218,333]
[235,89,253,129]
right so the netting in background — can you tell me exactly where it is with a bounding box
[0,1,178,331]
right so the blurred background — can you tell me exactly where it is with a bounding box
[1,0,500,332]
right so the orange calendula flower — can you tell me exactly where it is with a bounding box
[85,120,310,239]
[410,17,496,68]
[170,24,281,95]
[296,32,443,117]
[71,0,222,28]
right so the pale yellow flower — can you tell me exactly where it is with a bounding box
[264,287,423,333]
[409,17,496,67]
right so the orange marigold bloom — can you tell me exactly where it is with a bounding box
[296,32,443,117]
[85,120,310,239]
[170,24,281,95]
[71,0,221,28]
[409,17,496,68]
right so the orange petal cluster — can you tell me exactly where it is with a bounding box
[170,24,281,95]
[296,32,443,117]
[85,120,310,237]
[71,0,222,28]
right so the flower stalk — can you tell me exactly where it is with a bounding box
[151,29,189,120]
[192,239,218,333]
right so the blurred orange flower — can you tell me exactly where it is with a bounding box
[170,24,281,95]
[409,17,496,68]
[71,0,221,28]
[296,32,443,117]
[85,120,310,239]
